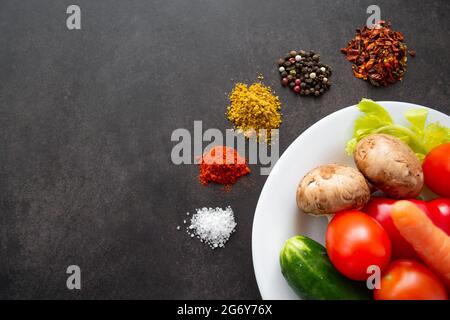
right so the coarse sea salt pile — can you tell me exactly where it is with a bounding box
[186,206,237,249]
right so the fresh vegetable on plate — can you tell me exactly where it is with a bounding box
[296,164,371,215]
[364,197,449,244]
[404,198,430,216]
[354,133,424,198]
[422,142,450,197]
[426,198,450,235]
[280,235,371,300]
[326,210,391,281]
[282,99,450,300]
[363,198,419,260]
[374,260,448,300]
[346,99,450,160]
[391,200,450,288]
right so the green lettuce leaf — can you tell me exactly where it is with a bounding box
[346,99,450,160]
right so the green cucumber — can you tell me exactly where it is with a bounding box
[280,235,371,300]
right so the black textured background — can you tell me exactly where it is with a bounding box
[0,0,449,299]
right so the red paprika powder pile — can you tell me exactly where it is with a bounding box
[199,146,250,186]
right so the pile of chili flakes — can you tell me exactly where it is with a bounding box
[341,21,415,87]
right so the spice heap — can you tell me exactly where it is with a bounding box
[227,82,281,141]
[341,21,413,86]
[277,50,332,96]
[199,146,250,186]
[186,206,237,249]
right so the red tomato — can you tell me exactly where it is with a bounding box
[423,143,450,198]
[374,260,448,300]
[426,198,450,235]
[363,198,419,260]
[326,210,391,281]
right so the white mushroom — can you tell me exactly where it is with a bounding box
[354,134,424,198]
[296,164,371,216]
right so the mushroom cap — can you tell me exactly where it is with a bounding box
[296,164,371,215]
[354,134,424,198]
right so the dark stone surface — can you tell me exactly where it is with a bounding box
[0,0,448,299]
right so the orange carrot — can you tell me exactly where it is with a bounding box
[391,200,450,288]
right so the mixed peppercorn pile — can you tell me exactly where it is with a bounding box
[277,50,332,97]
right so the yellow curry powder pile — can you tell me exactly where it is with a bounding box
[227,82,282,141]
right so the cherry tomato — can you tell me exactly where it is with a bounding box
[364,198,419,260]
[326,210,391,281]
[426,198,450,235]
[374,260,448,300]
[423,143,450,198]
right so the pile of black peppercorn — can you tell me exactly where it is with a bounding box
[277,50,332,97]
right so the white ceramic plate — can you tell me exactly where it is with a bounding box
[252,101,450,300]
